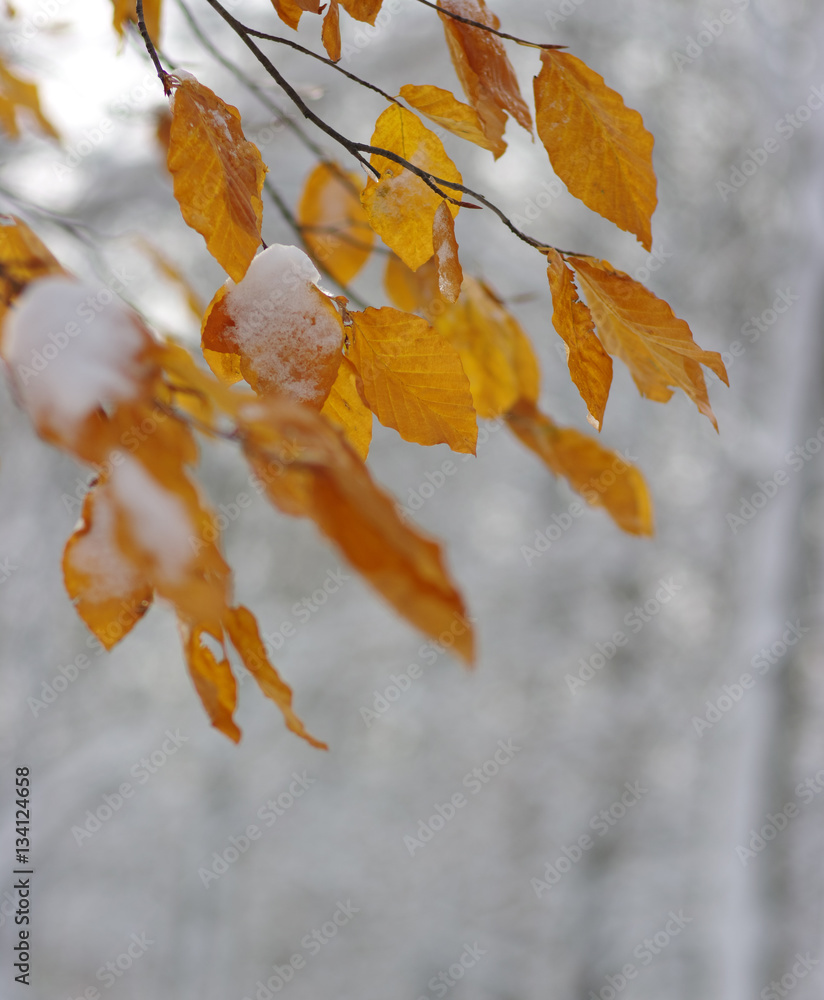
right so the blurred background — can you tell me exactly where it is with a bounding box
[1,0,822,997]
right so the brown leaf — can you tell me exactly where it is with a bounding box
[167,76,266,282]
[534,51,656,250]
[567,255,728,428]
[546,248,612,430]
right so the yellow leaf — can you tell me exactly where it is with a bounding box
[399,83,504,157]
[546,248,612,430]
[438,0,532,152]
[167,76,266,283]
[430,275,539,419]
[298,162,374,285]
[432,201,463,304]
[111,0,162,43]
[223,605,327,749]
[0,215,65,331]
[321,0,341,60]
[0,94,18,138]
[339,0,383,24]
[346,306,477,453]
[240,396,475,661]
[361,105,462,272]
[383,253,436,316]
[534,51,656,250]
[320,356,373,460]
[506,400,654,536]
[201,244,345,407]
[567,255,728,429]
[62,478,154,651]
[0,58,58,139]
[183,622,240,743]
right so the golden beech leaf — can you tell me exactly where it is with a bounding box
[383,253,438,316]
[437,0,532,152]
[339,0,383,24]
[398,83,505,157]
[201,245,345,407]
[223,605,327,749]
[346,306,477,454]
[320,356,373,460]
[239,396,474,662]
[0,94,18,138]
[0,215,65,330]
[270,0,305,29]
[546,248,612,430]
[167,76,266,283]
[506,399,654,537]
[298,162,374,285]
[567,255,728,429]
[63,478,154,651]
[321,0,341,60]
[534,51,656,250]
[111,0,163,42]
[182,623,241,743]
[0,58,58,139]
[427,274,539,419]
[432,201,463,304]
[361,105,462,272]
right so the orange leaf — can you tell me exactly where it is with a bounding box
[201,245,344,407]
[224,605,327,749]
[298,162,374,285]
[62,478,154,651]
[361,105,462,272]
[534,51,656,250]
[567,255,728,429]
[320,356,373,460]
[399,83,505,157]
[339,0,383,24]
[346,306,477,453]
[0,58,58,139]
[438,0,532,152]
[432,201,463,304]
[546,248,612,430]
[321,0,341,60]
[167,76,266,282]
[240,396,475,661]
[111,0,163,43]
[182,622,240,743]
[270,0,305,29]
[506,399,653,536]
[0,215,65,330]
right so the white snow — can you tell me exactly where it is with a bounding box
[219,244,343,403]
[1,276,154,444]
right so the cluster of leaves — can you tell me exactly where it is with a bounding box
[0,0,726,746]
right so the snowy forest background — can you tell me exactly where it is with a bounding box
[1,0,823,997]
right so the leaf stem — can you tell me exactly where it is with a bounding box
[135,0,171,95]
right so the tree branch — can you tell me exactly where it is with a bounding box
[415,0,566,50]
[136,0,171,95]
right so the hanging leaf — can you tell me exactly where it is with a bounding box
[320,356,373,460]
[298,162,374,284]
[506,399,653,536]
[0,58,58,139]
[399,83,505,157]
[167,75,266,283]
[432,201,463,303]
[182,622,241,743]
[111,0,163,43]
[346,306,477,453]
[339,0,384,24]
[534,51,656,250]
[546,248,612,430]
[361,105,462,272]
[270,0,306,29]
[567,255,728,428]
[321,0,342,60]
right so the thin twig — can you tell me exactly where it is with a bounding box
[136,0,172,94]
[414,0,566,50]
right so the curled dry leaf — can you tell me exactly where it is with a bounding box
[534,51,656,250]
[167,75,266,283]
[361,105,462,272]
[346,305,477,453]
[432,201,463,303]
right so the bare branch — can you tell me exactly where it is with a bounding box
[136,0,172,94]
[414,0,567,50]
